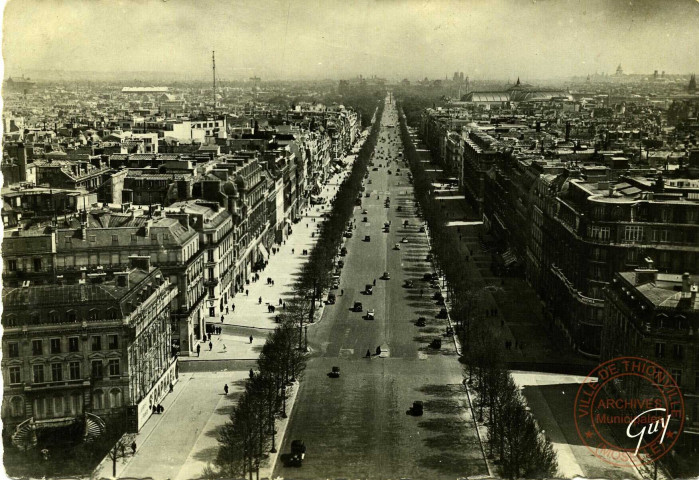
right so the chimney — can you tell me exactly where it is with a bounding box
[129,255,151,271]
[114,271,130,289]
[634,257,658,285]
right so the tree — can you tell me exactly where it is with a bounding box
[105,433,137,477]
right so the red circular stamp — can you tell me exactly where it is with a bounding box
[574,356,684,467]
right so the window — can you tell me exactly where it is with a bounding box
[626,249,638,263]
[207,250,214,262]
[32,364,45,383]
[69,361,81,380]
[33,258,42,271]
[8,342,19,358]
[53,396,64,416]
[66,310,77,322]
[652,229,669,242]
[32,340,43,356]
[50,338,61,354]
[9,366,21,384]
[108,335,119,349]
[151,233,159,244]
[7,259,17,271]
[10,397,23,417]
[69,337,79,352]
[588,225,610,241]
[91,336,102,351]
[131,234,138,244]
[655,342,665,358]
[672,369,682,386]
[109,388,123,408]
[89,235,97,243]
[108,359,120,377]
[112,234,119,245]
[92,389,104,409]
[88,310,99,321]
[208,268,214,279]
[673,344,684,359]
[51,363,63,382]
[209,287,215,298]
[624,225,643,242]
[91,361,103,379]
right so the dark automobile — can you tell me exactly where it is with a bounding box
[329,366,340,378]
[353,301,363,312]
[436,308,448,319]
[408,401,424,416]
[416,317,426,327]
[430,338,442,349]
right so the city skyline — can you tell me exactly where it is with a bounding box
[2,0,699,82]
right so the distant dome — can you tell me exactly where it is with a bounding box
[46,150,67,157]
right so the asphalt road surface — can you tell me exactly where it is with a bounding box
[274,97,488,479]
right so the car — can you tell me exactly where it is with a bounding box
[416,317,426,327]
[362,209,368,214]
[331,281,339,290]
[353,301,363,312]
[366,309,375,320]
[404,280,414,288]
[327,293,336,304]
[329,366,340,378]
[419,226,426,233]
[381,271,391,280]
[365,284,373,294]
[426,254,433,261]
[363,216,368,222]
[340,247,348,256]
[397,206,402,212]
[344,231,353,238]
[430,338,442,349]
[393,243,400,250]
[401,237,409,243]
[365,192,371,197]
[384,227,390,233]
[289,440,306,466]
[368,179,372,184]
[437,308,448,319]
[338,260,344,268]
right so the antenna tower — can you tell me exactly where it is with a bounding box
[212,50,216,113]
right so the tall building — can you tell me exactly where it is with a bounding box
[1,257,178,449]
[602,265,698,458]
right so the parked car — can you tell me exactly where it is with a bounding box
[363,216,368,222]
[430,338,442,349]
[364,235,371,242]
[353,301,363,312]
[362,209,368,214]
[419,226,426,233]
[366,309,375,320]
[394,243,400,250]
[437,308,448,319]
[426,254,433,261]
[401,237,409,243]
[338,260,344,269]
[416,317,426,327]
[340,247,347,256]
[329,366,340,378]
[365,284,373,295]
[327,293,336,304]
[344,231,353,238]
[381,271,391,280]
[404,280,414,288]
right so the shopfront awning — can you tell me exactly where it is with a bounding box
[258,243,269,260]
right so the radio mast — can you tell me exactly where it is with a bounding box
[212,50,216,113]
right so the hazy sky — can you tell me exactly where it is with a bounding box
[2,0,698,81]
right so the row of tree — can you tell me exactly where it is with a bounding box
[395,103,558,479]
[214,99,385,480]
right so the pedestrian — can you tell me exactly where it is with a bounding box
[226,307,229,314]
[272,280,275,286]
[283,302,286,310]
[279,298,283,306]
[249,335,253,344]
[209,341,213,351]
[376,346,381,356]
[169,382,174,393]
[271,305,276,313]
[341,289,344,296]
[259,296,262,304]
[203,333,207,342]
[131,441,137,454]
[224,384,229,395]
[249,368,255,378]
[373,278,376,286]
[292,248,295,254]
[221,315,224,323]
[245,289,249,296]
[232,304,235,312]
[366,349,372,358]
[196,344,201,356]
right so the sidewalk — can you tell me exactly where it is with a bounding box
[219,166,353,333]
